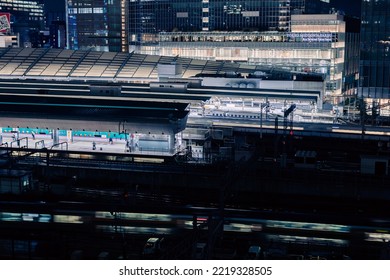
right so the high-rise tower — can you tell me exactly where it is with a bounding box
[360,0,390,100]
[66,0,128,52]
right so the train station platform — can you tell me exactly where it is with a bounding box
[0,94,189,157]
[0,133,177,157]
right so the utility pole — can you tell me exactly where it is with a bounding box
[259,99,269,140]
[359,98,366,140]
[281,104,296,168]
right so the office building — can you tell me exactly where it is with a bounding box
[49,20,66,49]
[64,0,330,53]
[128,0,330,53]
[0,0,45,46]
[159,14,360,104]
[64,1,352,102]
[66,0,128,52]
[360,0,390,102]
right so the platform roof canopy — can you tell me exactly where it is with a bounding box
[0,47,323,82]
[0,94,189,134]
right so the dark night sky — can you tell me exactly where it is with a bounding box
[42,0,362,17]
[330,0,361,17]
[43,0,65,13]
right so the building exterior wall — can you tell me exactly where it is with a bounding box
[49,20,66,49]
[158,14,356,104]
[343,18,360,99]
[0,34,18,47]
[360,0,390,100]
[361,156,389,176]
[128,0,330,54]
[0,0,44,46]
[199,77,324,108]
[66,0,128,52]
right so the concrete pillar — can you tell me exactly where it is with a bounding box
[53,129,60,145]
[13,127,19,139]
[66,130,73,143]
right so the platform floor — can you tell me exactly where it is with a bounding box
[0,133,175,157]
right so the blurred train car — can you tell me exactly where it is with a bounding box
[149,82,188,92]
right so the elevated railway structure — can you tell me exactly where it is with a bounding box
[0,48,389,260]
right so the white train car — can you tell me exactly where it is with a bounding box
[207,109,262,120]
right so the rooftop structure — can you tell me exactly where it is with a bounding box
[0,47,323,82]
[0,47,329,135]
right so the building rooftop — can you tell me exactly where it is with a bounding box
[0,47,323,82]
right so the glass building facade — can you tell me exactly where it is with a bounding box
[66,0,128,52]
[129,0,330,53]
[360,0,390,100]
[158,14,360,104]
[0,0,45,46]
[64,0,329,52]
